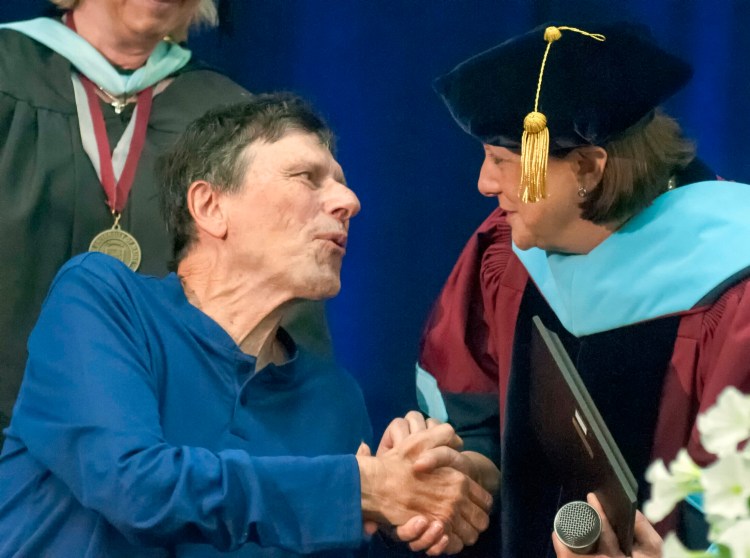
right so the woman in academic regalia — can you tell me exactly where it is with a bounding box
[0,0,332,441]
[416,23,750,557]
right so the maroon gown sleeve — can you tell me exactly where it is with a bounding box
[653,278,750,467]
[477,216,529,430]
[419,208,529,430]
[419,210,501,393]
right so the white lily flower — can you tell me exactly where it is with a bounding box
[702,452,750,520]
[661,533,693,558]
[649,386,750,558]
[644,449,702,523]
[714,518,750,558]
[706,512,738,540]
[698,387,750,457]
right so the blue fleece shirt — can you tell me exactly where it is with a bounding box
[0,253,372,557]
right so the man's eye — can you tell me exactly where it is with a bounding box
[294,171,322,188]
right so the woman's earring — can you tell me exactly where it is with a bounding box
[577,184,588,198]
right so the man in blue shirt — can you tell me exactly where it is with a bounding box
[0,94,497,557]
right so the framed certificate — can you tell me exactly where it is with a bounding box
[529,315,638,555]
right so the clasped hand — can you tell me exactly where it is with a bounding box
[357,411,500,555]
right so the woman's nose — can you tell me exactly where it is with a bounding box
[477,157,502,198]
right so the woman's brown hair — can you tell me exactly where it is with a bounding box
[579,110,696,224]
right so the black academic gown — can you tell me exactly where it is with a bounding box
[0,28,252,432]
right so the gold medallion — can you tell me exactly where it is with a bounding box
[89,227,142,271]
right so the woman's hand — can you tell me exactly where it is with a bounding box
[551,493,663,558]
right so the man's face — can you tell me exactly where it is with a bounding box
[221,131,360,301]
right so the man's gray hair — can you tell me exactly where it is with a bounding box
[157,93,335,270]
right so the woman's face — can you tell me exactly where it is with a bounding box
[94,0,202,41]
[478,144,588,253]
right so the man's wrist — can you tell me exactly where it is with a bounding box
[356,454,385,521]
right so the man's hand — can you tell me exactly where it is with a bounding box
[413,449,500,495]
[370,411,460,554]
[357,423,493,555]
[376,410,444,455]
[375,411,500,554]
[358,440,450,555]
[377,411,500,492]
[551,493,663,558]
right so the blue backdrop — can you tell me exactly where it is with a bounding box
[3,0,749,437]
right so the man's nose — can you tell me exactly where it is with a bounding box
[330,182,361,220]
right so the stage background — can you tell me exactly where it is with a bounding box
[2,0,749,438]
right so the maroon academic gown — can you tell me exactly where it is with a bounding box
[418,205,750,556]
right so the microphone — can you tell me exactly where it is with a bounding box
[553,500,602,554]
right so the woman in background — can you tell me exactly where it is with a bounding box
[0,0,332,440]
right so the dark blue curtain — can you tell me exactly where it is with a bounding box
[3,1,749,437]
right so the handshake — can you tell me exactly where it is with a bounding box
[356,411,501,555]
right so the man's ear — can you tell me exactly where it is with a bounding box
[571,146,608,191]
[186,180,227,239]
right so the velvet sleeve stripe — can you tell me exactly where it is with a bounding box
[415,364,449,422]
[442,392,501,469]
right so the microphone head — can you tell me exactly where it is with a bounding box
[554,500,602,554]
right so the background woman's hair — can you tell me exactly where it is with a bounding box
[48,0,218,28]
[579,110,696,224]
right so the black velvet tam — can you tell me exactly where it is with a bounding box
[434,22,693,149]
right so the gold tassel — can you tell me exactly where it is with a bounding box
[518,26,605,203]
[520,111,549,203]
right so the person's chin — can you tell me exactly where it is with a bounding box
[511,232,536,251]
[301,276,341,300]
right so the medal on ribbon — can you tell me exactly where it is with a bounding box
[67,11,154,271]
[89,212,142,271]
[72,73,153,271]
